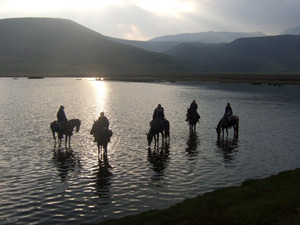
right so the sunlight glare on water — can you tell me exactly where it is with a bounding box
[0,78,300,225]
[90,79,108,115]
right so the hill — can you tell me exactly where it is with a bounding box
[165,35,300,73]
[149,31,266,43]
[113,31,266,53]
[0,18,194,77]
[111,38,181,53]
[281,26,300,35]
[1,18,300,76]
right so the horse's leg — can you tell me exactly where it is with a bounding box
[58,134,62,146]
[104,143,107,155]
[68,136,71,148]
[52,129,56,143]
[226,128,228,138]
[98,145,100,161]
[233,125,238,139]
[64,135,67,147]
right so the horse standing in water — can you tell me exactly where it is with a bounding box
[216,115,239,139]
[147,119,170,147]
[50,119,81,147]
[186,108,200,130]
[90,120,113,159]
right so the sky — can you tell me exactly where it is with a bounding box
[1,0,300,41]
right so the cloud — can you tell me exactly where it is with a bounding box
[1,0,300,40]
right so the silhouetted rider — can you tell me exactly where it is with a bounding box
[57,105,68,138]
[152,104,165,120]
[97,112,109,129]
[224,102,233,122]
[187,100,200,121]
[189,100,198,111]
[57,105,68,122]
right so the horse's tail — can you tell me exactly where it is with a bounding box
[164,120,170,138]
[50,121,58,140]
[234,116,239,134]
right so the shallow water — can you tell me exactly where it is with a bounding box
[0,78,300,224]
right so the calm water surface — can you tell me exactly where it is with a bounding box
[0,78,300,224]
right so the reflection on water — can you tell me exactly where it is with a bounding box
[1,78,300,225]
[148,143,170,187]
[216,138,239,168]
[94,154,113,199]
[52,147,81,183]
[186,130,200,155]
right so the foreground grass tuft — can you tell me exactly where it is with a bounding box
[92,168,300,225]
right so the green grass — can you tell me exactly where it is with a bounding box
[91,168,300,225]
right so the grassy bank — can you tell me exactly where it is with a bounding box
[93,168,300,225]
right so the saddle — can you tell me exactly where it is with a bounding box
[56,121,66,131]
[227,117,235,127]
[150,118,165,130]
[187,109,200,121]
[93,126,113,143]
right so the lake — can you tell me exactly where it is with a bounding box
[0,78,300,225]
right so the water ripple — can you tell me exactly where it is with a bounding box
[1,79,300,224]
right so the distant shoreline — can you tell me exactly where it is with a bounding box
[103,73,300,85]
[3,73,300,85]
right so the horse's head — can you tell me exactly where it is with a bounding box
[146,132,153,146]
[90,120,97,135]
[76,120,81,132]
[186,108,190,116]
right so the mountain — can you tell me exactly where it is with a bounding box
[0,18,194,77]
[149,31,266,43]
[1,18,299,76]
[111,38,181,53]
[281,26,300,35]
[165,35,300,73]
[112,31,266,53]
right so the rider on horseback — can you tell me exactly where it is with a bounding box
[94,112,111,142]
[152,104,165,127]
[57,105,68,139]
[224,102,233,125]
[186,100,200,121]
[153,104,165,120]
[97,112,109,129]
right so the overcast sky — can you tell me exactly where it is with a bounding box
[1,0,300,40]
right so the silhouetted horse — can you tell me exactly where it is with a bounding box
[90,120,113,159]
[147,119,170,147]
[186,108,200,130]
[216,115,239,139]
[50,119,81,147]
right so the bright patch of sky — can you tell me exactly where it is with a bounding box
[1,0,300,40]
